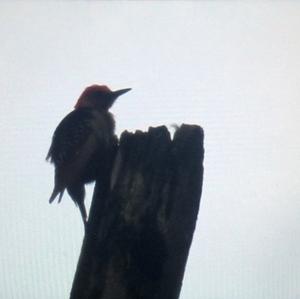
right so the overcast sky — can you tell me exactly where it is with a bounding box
[0,2,299,299]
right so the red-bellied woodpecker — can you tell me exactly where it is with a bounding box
[46,85,131,228]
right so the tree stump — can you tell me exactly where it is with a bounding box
[70,124,204,299]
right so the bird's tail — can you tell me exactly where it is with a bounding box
[49,188,65,204]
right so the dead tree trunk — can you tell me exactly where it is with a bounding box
[70,124,204,299]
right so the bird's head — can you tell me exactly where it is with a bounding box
[74,85,131,111]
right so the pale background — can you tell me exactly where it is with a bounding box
[0,2,299,299]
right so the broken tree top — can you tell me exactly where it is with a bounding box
[71,124,204,299]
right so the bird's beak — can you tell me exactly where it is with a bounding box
[112,88,131,98]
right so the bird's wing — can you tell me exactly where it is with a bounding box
[46,108,97,166]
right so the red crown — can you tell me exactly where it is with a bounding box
[75,85,112,109]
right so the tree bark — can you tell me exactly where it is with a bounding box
[70,124,204,299]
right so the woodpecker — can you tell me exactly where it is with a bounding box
[46,85,131,228]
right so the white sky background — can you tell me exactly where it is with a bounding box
[0,1,299,298]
